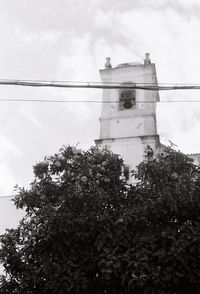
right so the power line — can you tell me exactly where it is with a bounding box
[2,79,200,91]
[0,98,200,103]
[1,78,200,86]
[0,195,16,199]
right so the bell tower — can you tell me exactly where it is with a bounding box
[95,53,160,179]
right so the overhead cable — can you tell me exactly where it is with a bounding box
[0,195,16,199]
[0,98,200,103]
[2,79,200,91]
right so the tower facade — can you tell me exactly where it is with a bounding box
[95,54,160,179]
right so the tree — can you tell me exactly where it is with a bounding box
[0,145,200,294]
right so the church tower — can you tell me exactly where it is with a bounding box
[95,53,160,180]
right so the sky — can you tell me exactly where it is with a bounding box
[0,0,200,234]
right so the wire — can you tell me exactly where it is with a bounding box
[0,195,16,199]
[2,79,200,90]
[1,78,200,85]
[0,98,200,103]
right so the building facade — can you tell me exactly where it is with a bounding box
[95,53,161,179]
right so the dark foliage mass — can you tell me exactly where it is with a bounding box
[0,145,200,294]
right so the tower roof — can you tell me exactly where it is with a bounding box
[102,53,152,71]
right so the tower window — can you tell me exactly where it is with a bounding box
[119,89,136,110]
[124,165,130,181]
[120,164,130,181]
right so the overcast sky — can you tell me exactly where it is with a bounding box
[0,0,200,234]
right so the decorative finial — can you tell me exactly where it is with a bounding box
[105,57,112,69]
[144,53,151,65]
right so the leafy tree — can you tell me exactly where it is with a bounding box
[0,145,200,294]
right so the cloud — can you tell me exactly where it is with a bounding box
[0,134,21,159]
[20,105,43,128]
[0,162,17,194]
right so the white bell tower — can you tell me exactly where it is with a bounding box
[95,53,160,179]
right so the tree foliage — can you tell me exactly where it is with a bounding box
[0,145,200,293]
